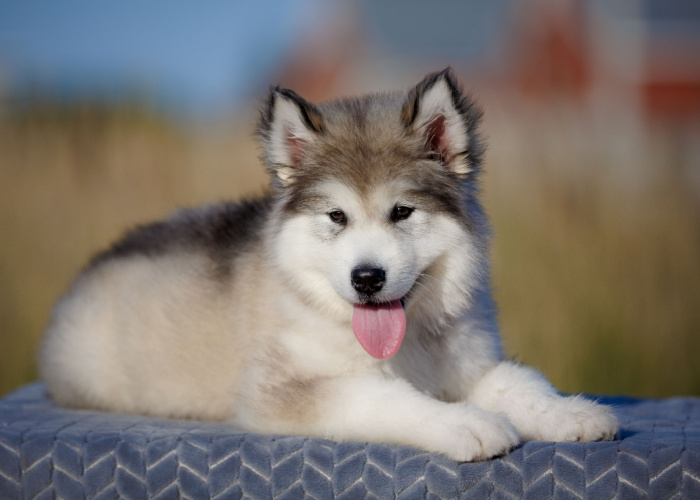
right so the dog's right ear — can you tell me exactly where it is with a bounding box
[257,88,325,186]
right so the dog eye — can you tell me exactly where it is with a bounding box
[391,206,414,222]
[329,210,347,223]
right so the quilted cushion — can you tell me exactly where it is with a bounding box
[0,384,698,499]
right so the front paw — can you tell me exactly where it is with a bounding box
[531,396,618,442]
[433,406,520,462]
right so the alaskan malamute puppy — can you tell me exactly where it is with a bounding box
[40,69,617,461]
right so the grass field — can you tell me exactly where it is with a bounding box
[1,100,698,398]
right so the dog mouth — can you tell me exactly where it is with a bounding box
[351,298,406,360]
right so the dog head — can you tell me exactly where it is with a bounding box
[257,69,489,358]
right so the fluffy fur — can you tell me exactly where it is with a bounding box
[40,69,618,461]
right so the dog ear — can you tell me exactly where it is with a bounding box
[402,68,482,176]
[257,87,324,185]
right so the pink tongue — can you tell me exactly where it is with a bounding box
[352,300,406,359]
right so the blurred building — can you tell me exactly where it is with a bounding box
[272,0,700,129]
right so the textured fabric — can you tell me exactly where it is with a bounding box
[0,384,698,499]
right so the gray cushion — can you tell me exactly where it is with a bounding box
[0,383,698,499]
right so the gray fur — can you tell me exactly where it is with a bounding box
[89,196,273,279]
[257,69,485,232]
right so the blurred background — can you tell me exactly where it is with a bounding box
[1,0,698,398]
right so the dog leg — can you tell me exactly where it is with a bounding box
[236,376,519,462]
[468,361,618,442]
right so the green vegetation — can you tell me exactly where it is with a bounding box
[1,101,698,397]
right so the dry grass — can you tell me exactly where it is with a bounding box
[484,107,700,396]
[0,100,698,398]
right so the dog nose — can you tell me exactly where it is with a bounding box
[351,266,385,296]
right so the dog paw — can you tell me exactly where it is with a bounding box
[531,396,618,442]
[434,406,520,462]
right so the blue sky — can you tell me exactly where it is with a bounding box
[0,0,319,113]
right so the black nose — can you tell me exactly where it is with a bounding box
[351,266,385,296]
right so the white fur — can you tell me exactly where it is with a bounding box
[469,362,618,442]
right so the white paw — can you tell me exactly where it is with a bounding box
[430,405,520,462]
[530,396,618,442]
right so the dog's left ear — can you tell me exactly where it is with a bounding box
[257,87,325,186]
[402,68,482,176]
